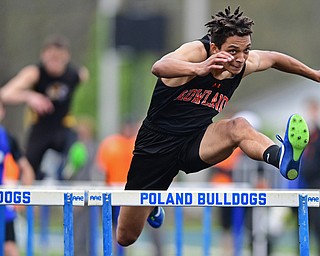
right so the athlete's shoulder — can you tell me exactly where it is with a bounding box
[181,39,208,52]
[198,34,211,56]
[175,40,208,62]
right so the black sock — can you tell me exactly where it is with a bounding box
[263,145,280,168]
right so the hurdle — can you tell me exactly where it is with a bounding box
[0,188,318,255]
[88,189,319,256]
[0,188,85,256]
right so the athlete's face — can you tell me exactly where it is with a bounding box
[40,46,70,77]
[219,35,251,75]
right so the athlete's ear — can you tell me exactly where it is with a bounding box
[210,43,219,54]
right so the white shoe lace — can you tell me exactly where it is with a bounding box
[276,134,283,143]
[276,134,284,167]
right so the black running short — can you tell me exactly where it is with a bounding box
[5,220,16,242]
[125,122,212,190]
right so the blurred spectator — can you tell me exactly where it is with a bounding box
[1,34,89,180]
[0,97,35,256]
[96,119,139,186]
[96,118,164,256]
[64,116,98,181]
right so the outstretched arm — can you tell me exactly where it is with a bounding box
[1,65,54,115]
[245,50,320,82]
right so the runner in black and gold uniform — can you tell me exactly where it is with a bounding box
[2,35,89,180]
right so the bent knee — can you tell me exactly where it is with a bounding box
[230,117,252,129]
[116,227,139,247]
[228,117,254,142]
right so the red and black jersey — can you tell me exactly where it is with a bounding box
[144,39,245,136]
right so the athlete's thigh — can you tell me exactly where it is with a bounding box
[199,119,237,165]
[25,127,50,170]
[52,127,77,153]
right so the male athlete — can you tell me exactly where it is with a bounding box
[116,6,318,246]
[1,35,89,180]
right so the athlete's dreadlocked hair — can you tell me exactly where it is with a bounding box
[205,6,254,49]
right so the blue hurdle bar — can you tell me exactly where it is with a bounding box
[90,206,99,256]
[63,193,74,256]
[26,206,34,256]
[102,193,113,256]
[298,194,310,256]
[175,206,184,256]
[233,207,245,256]
[40,206,50,250]
[203,206,212,256]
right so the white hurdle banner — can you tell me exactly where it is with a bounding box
[0,189,85,206]
[88,189,320,207]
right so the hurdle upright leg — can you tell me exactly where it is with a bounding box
[39,205,50,253]
[175,207,183,256]
[298,194,310,256]
[89,206,99,256]
[232,207,245,256]
[203,206,211,256]
[26,206,34,256]
[102,193,112,256]
[64,193,74,256]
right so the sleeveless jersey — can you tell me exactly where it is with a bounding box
[144,39,245,135]
[34,63,80,126]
